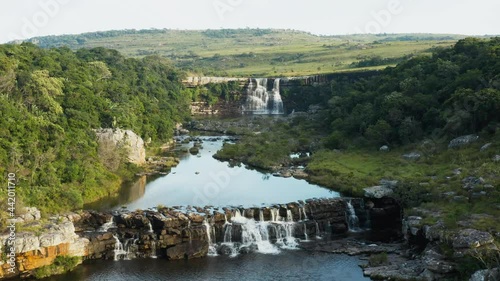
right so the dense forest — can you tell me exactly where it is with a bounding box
[282,37,500,147]
[0,43,191,217]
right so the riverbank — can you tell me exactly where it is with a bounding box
[188,116,500,280]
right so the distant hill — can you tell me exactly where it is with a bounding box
[18,29,474,77]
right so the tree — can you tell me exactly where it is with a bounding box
[24,70,64,119]
[365,120,393,145]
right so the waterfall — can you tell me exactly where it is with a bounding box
[274,213,299,250]
[98,216,115,232]
[303,223,308,241]
[346,200,361,232]
[147,220,154,233]
[223,224,232,243]
[204,220,218,256]
[270,78,284,114]
[113,235,133,261]
[231,215,280,255]
[270,208,282,222]
[243,78,284,115]
[286,210,293,222]
[315,221,321,239]
[150,240,157,259]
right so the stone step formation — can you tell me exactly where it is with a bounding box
[80,197,401,260]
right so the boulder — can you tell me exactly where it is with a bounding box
[402,152,421,160]
[94,128,146,165]
[448,135,479,148]
[379,145,390,152]
[462,176,485,190]
[423,246,455,274]
[403,216,423,236]
[19,207,41,222]
[480,143,492,151]
[364,186,394,198]
[452,229,495,249]
[469,268,500,281]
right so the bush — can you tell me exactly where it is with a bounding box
[33,256,81,279]
[368,252,388,267]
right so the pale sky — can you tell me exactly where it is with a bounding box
[1,0,499,43]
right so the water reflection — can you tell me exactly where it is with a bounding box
[124,138,338,209]
[85,176,147,210]
[44,252,369,281]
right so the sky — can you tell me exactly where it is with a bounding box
[1,0,499,43]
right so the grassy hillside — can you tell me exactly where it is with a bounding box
[24,29,467,77]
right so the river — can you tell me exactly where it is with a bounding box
[54,136,370,281]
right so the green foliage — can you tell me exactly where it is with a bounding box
[0,43,190,215]
[189,81,243,106]
[33,256,81,279]
[288,37,500,146]
[368,252,388,267]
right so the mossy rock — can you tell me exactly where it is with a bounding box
[189,147,200,154]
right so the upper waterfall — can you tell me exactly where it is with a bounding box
[243,78,284,115]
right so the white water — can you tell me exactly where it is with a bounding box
[346,200,361,232]
[303,223,309,241]
[315,221,322,239]
[113,235,130,261]
[150,240,157,258]
[243,78,284,114]
[232,215,280,255]
[214,208,311,257]
[204,220,218,256]
[99,217,115,232]
[147,221,154,233]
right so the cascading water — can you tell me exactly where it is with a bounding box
[150,240,157,259]
[214,207,313,257]
[315,222,321,239]
[147,221,154,233]
[243,78,284,115]
[346,200,361,232]
[99,217,115,232]
[303,224,309,241]
[232,215,279,255]
[113,234,129,261]
[204,220,218,256]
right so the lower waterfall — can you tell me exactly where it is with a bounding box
[211,208,308,257]
[346,200,361,232]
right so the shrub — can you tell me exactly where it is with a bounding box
[33,256,81,279]
[368,252,389,267]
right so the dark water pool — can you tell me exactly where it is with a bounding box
[44,251,369,281]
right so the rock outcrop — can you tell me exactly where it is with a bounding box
[0,215,88,279]
[1,197,403,279]
[94,128,146,166]
[448,135,479,148]
[182,77,248,87]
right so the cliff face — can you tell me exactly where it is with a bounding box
[94,128,146,166]
[0,215,88,279]
[182,77,248,87]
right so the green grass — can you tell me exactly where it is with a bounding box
[33,256,81,279]
[28,29,467,77]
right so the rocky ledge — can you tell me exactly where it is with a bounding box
[0,197,402,279]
